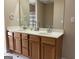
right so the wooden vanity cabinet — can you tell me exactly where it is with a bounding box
[41,37,63,59]
[14,32,21,54]
[8,32,14,51]
[29,35,41,59]
[22,33,29,56]
[7,31,63,59]
[41,37,56,59]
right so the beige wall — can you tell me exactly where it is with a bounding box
[53,0,64,29]
[62,0,75,59]
[4,0,19,27]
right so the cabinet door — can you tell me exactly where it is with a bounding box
[22,34,28,56]
[14,33,21,54]
[41,43,55,59]
[41,37,56,59]
[29,35,40,59]
[8,36,14,50]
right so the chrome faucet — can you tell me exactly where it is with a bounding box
[47,25,52,33]
[34,25,39,31]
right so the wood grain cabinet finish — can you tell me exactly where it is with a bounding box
[7,31,63,59]
[41,37,63,59]
[41,43,55,59]
[29,35,41,59]
[22,33,29,56]
[8,32,14,50]
[41,37,56,59]
[14,32,21,54]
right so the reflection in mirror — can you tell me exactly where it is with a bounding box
[29,0,37,29]
[53,0,64,29]
[37,0,54,28]
[19,0,29,26]
[19,0,64,29]
[37,0,64,29]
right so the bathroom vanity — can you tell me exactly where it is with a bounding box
[6,26,64,59]
[6,0,65,59]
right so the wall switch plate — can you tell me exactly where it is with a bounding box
[71,17,75,23]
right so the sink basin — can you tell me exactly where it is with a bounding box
[38,31,63,35]
[38,31,51,34]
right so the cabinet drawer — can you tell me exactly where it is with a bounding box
[29,35,40,42]
[14,32,20,38]
[22,33,28,39]
[41,37,55,45]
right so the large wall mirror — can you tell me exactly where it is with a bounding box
[19,0,64,29]
[37,0,64,29]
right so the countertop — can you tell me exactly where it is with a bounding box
[7,26,64,39]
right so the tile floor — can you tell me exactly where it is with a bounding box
[4,51,65,59]
[4,52,29,59]
[4,42,29,59]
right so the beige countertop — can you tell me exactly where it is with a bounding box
[7,26,64,39]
